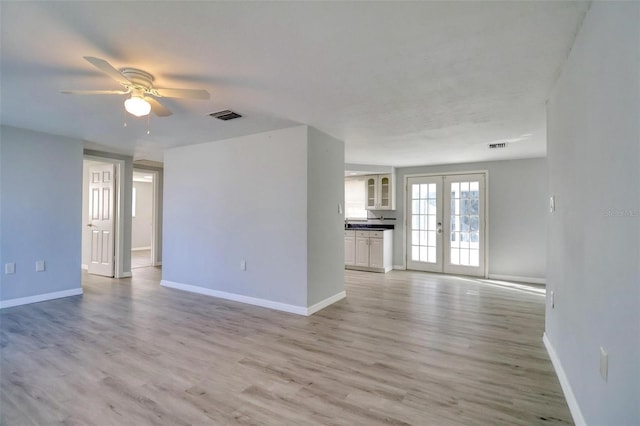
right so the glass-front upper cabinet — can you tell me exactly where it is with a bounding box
[379,175,391,209]
[366,177,377,209]
[365,174,394,210]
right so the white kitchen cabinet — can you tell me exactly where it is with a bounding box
[365,174,394,210]
[365,176,377,209]
[355,236,370,267]
[344,230,356,266]
[345,229,393,273]
[369,237,384,268]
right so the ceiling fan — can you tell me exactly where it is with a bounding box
[61,57,210,117]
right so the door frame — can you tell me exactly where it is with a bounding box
[84,155,127,278]
[403,170,489,277]
[132,168,161,267]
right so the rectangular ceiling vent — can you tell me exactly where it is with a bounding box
[489,142,507,149]
[209,110,242,121]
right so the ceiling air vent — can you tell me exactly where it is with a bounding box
[489,142,507,149]
[209,110,242,121]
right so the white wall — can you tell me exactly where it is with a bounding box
[163,126,306,308]
[545,3,639,425]
[132,181,153,249]
[163,125,345,312]
[307,127,345,306]
[392,158,547,280]
[0,126,83,305]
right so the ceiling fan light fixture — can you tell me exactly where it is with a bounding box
[124,96,151,117]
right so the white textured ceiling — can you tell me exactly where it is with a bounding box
[0,1,589,166]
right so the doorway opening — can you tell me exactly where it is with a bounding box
[131,170,157,269]
[406,172,488,277]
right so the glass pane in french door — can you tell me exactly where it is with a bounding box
[449,180,480,266]
[443,174,485,277]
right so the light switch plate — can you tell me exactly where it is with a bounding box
[549,196,555,213]
[5,263,15,274]
[550,290,555,308]
[240,259,246,271]
[36,260,45,272]
[600,347,608,381]
[338,203,343,215]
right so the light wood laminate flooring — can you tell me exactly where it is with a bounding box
[1,268,571,425]
[131,249,152,269]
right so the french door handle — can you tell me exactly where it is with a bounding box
[437,222,442,234]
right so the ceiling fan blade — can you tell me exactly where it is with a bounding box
[61,89,129,95]
[153,87,210,100]
[146,97,173,117]
[83,56,131,85]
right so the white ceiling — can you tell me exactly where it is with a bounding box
[0,1,589,167]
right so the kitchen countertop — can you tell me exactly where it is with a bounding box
[345,224,394,230]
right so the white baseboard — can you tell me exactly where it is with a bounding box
[81,264,88,270]
[393,265,406,270]
[132,246,151,251]
[488,274,546,285]
[543,333,585,426]
[345,265,391,273]
[120,271,132,278]
[307,291,346,315]
[0,288,83,309]
[153,261,162,266]
[161,280,309,315]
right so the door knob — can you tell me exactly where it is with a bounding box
[87,223,94,227]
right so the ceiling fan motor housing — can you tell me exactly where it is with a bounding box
[120,68,154,90]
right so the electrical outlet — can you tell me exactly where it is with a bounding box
[600,347,608,381]
[240,259,246,271]
[5,263,15,274]
[36,260,45,272]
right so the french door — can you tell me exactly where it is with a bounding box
[406,173,486,277]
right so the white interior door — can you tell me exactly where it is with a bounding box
[406,176,443,272]
[407,173,486,277]
[88,164,115,277]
